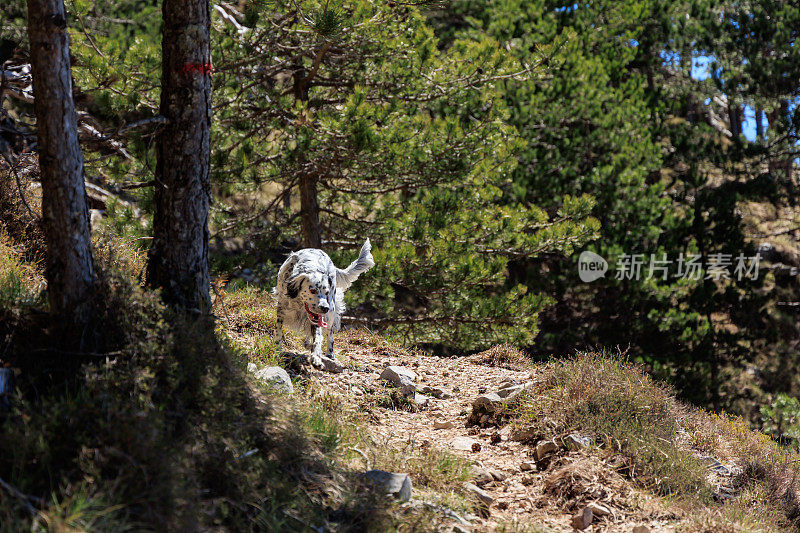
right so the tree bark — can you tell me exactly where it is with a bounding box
[26,0,95,321]
[147,0,212,311]
[299,173,322,248]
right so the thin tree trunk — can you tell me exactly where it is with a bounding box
[147,0,212,311]
[299,173,322,248]
[26,0,95,321]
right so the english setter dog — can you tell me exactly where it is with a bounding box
[274,239,374,368]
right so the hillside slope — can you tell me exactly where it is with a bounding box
[225,286,800,532]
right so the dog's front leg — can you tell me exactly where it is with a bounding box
[326,329,335,360]
[275,305,285,346]
[307,325,324,369]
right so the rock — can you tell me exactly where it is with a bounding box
[563,434,592,451]
[509,425,538,442]
[520,461,535,471]
[253,366,293,393]
[490,470,506,482]
[362,470,412,501]
[632,527,651,533]
[434,419,455,430]
[319,356,344,373]
[380,365,416,388]
[247,362,258,373]
[472,392,503,412]
[452,526,470,533]
[496,383,525,399]
[420,385,452,399]
[452,437,479,451]
[471,442,482,452]
[571,507,593,530]
[489,432,501,444]
[534,439,558,460]
[413,393,430,407]
[463,482,493,507]
[586,502,610,517]
[471,466,493,486]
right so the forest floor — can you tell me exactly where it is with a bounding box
[223,287,768,533]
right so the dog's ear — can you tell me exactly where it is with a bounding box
[328,275,336,304]
[287,275,304,299]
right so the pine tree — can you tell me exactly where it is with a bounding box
[210,0,600,348]
[26,0,96,321]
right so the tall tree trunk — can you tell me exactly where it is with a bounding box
[147,0,212,311]
[299,173,322,248]
[26,0,95,321]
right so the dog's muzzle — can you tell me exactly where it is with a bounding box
[304,303,328,328]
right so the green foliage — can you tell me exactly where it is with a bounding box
[433,0,800,411]
[760,394,800,449]
[210,0,599,349]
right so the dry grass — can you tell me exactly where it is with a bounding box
[468,343,532,370]
[508,352,800,531]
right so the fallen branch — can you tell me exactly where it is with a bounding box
[0,476,44,514]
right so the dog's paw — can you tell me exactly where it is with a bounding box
[309,354,325,369]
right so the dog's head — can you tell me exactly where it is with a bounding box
[286,262,336,327]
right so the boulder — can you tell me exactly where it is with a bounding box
[253,366,293,393]
[362,470,412,501]
[246,362,258,373]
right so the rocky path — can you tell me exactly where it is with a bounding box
[285,336,679,532]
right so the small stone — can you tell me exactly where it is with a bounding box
[632,527,651,533]
[413,393,430,407]
[471,466,493,486]
[247,362,258,373]
[571,507,593,530]
[586,502,610,517]
[490,432,501,444]
[471,442,482,453]
[563,434,592,451]
[534,439,558,460]
[362,470,412,501]
[380,365,417,388]
[520,461,535,471]
[319,356,344,373]
[478,387,487,393]
[434,419,455,430]
[472,393,503,412]
[452,437,479,451]
[490,470,506,482]
[463,482,493,507]
[496,383,525,399]
[452,526,470,533]
[253,366,294,393]
[420,385,452,399]
[509,425,538,442]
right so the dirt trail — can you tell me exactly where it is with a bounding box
[300,335,681,532]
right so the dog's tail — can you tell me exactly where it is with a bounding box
[336,238,375,291]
